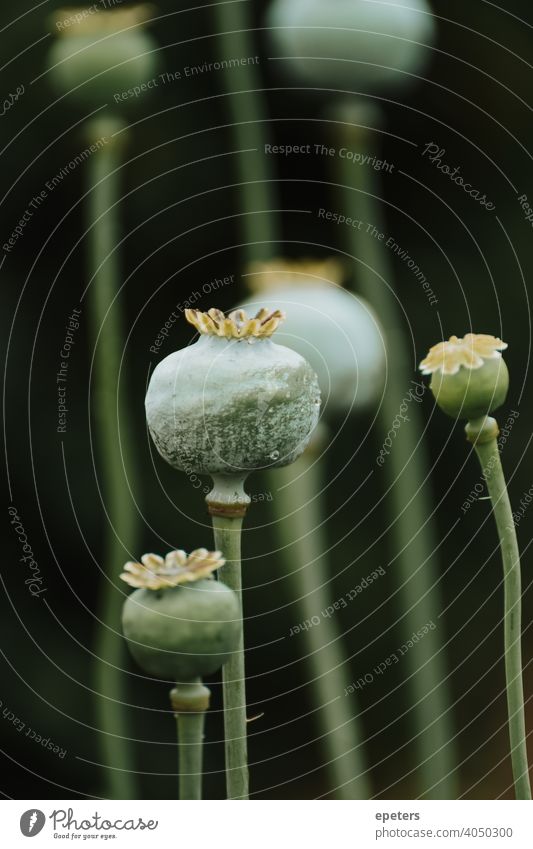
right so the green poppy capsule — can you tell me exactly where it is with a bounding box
[145,308,321,477]
[47,5,159,108]
[121,549,241,681]
[420,333,509,420]
[266,0,435,93]
[240,259,386,415]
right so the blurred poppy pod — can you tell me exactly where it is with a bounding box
[420,333,509,420]
[240,259,386,415]
[145,308,321,477]
[121,549,241,681]
[265,0,435,92]
[47,5,159,108]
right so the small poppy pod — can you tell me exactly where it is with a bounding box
[145,308,321,476]
[121,550,241,681]
[240,259,386,415]
[47,5,159,108]
[420,334,509,420]
[266,0,435,93]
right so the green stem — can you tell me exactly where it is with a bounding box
[467,417,531,800]
[330,100,457,798]
[177,713,205,801]
[171,679,210,800]
[271,444,371,799]
[86,115,137,799]
[210,492,249,799]
[212,0,280,263]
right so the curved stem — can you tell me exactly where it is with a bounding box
[270,447,371,799]
[209,486,249,799]
[467,417,531,800]
[171,679,210,800]
[86,115,137,799]
[330,100,457,798]
[211,0,280,263]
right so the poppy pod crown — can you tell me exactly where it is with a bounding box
[185,307,285,339]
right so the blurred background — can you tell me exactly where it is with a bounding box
[2,0,533,800]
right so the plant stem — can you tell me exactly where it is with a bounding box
[211,0,280,263]
[270,437,371,799]
[86,115,137,799]
[211,517,249,799]
[329,99,457,798]
[466,416,531,800]
[208,476,249,799]
[171,679,211,800]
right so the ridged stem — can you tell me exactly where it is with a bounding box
[86,115,137,799]
[330,100,457,798]
[270,445,371,799]
[209,476,249,799]
[211,0,280,262]
[171,679,211,800]
[467,417,531,799]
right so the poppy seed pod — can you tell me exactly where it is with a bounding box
[420,333,509,420]
[240,259,385,415]
[47,5,159,108]
[145,308,321,479]
[266,0,435,92]
[121,549,241,681]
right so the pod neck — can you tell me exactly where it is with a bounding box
[170,678,211,714]
[206,474,251,519]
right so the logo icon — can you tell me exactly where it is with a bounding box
[20,810,46,837]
